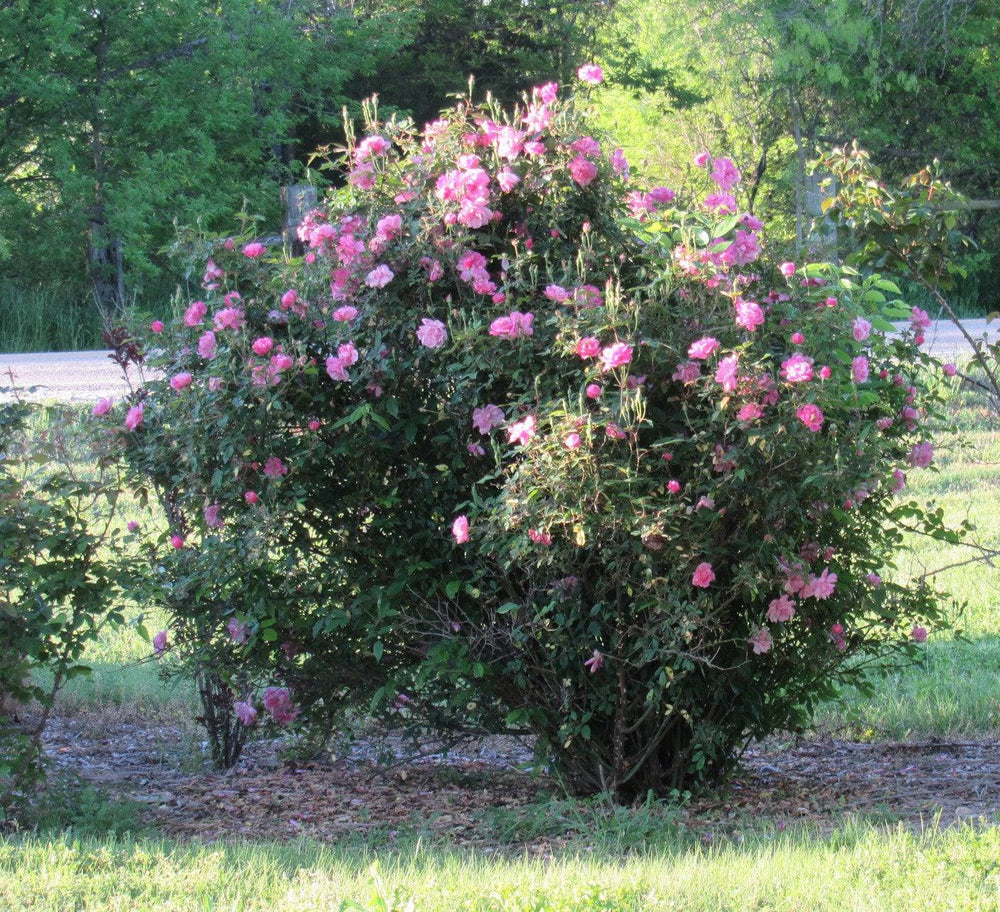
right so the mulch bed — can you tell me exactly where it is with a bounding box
[37,711,1000,848]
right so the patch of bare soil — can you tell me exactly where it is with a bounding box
[37,711,1000,848]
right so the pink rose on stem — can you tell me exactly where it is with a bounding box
[797,403,824,432]
[780,353,814,383]
[507,415,537,446]
[800,567,837,600]
[568,155,598,186]
[252,337,274,356]
[244,490,259,505]
[577,63,603,84]
[169,372,192,391]
[227,617,249,644]
[170,534,185,549]
[365,264,394,288]
[576,337,601,359]
[262,687,299,725]
[234,701,257,726]
[667,479,681,494]
[688,337,720,360]
[693,150,711,167]
[909,442,934,468]
[152,630,169,654]
[778,261,796,278]
[151,320,164,334]
[416,318,448,349]
[544,284,570,302]
[714,354,738,393]
[472,404,505,435]
[852,317,872,342]
[528,528,553,546]
[452,515,470,544]
[692,562,715,588]
[91,397,113,418]
[124,403,144,430]
[737,403,763,422]
[184,300,207,326]
[766,594,796,623]
[204,503,223,529]
[852,356,870,383]
[563,432,581,449]
[600,342,632,372]
[198,331,217,359]
[734,300,763,330]
[262,456,288,478]
[942,363,957,377]
[333,305,358,322]
[586,383,602,399]
[243,242,266,258]
[749,627,773,655]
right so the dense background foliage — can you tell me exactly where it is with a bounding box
[1,0,999,350]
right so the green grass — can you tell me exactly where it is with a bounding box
[2,824,1000,911]
[0,282,106,353]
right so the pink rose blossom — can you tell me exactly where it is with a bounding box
[818,365,831,380]
[365,264,394,288]
[586,383,602,399]
[852,355,869,383]
[852,317,872,342]
[714,354,739,393]
[262,687,299,725]
[243,241,266,258]
[673,361,701,384]
[709,157,741,190]
[452,515,470,544]
[577,63,603,84]
[605,423,626,440]
[568,155,599,186]
[334,305,358,322]
[909,442,934,468]
[781,353,814,383]
[790,332,804,345]
[472,404,505,435]
[545,284,570,302]
[688,337,720,360]
[767,594,796,623]
[749,627,773,655]
[227,617,248,644]
[214,307,245,331]
[91,397,113,418]
[737,402,763,422]
[170,535,184,550]
[153,630,169,654]
[234,701,257,726]
[528,528,553,546]
[942,363,957,377]
[151,320,164,333]
[800,567,837,600]
[416,318,448,349]
[198,331,217,359]
[184,300,207,327]
[692,562,715,588]
[170,372,192,391]
[693,151,711,167]
[564,432,582,449]
[667,479,681,494]
[262,456,288,479]
[489,311,533,339]
[507,415,537,446]
[796,403,824,432]
[124,403,144,430]
[244,490,259,505]
[252,337,274,356]
[576,337,601,359]
[778,261,796,278]
[204,502,223,529]
[910,306,932,331]
[600,342,633,372]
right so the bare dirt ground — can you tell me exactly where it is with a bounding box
[34,710,1000,848]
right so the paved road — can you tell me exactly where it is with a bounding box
[1,319,998,404]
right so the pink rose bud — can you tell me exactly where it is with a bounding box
[779,261,796,277]
[151,320,164,333]
[170,534,184,549]
[308,419,320,431]
[942,363,957,377]
[244,491,258,504]
[586,383,602,399]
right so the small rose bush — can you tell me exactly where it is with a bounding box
[116,77,953,794]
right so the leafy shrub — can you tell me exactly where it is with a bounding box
[115,77,953,795]
[0,402,125,821]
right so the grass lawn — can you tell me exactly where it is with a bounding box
[5,370,1000,911]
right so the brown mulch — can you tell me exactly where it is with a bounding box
[37,711,1000,847]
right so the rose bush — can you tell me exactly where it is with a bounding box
[115,78,954,795]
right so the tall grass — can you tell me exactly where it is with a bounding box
[0,282,105,353]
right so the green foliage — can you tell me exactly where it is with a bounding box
[0,401,125,820]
